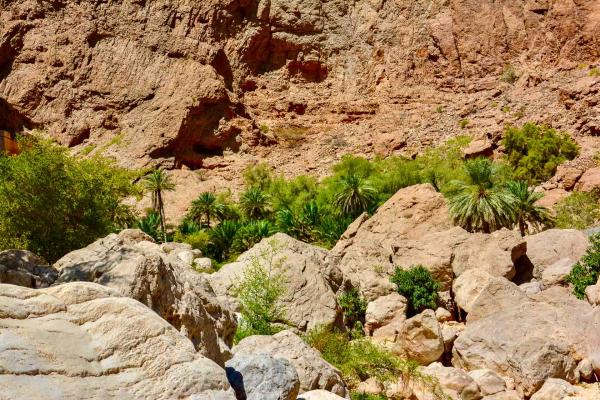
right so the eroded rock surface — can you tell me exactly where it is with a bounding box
[0,282,231,400]
[0,249,57,288]
[54,229,236,364]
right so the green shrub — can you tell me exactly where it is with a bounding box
[390,266,440,316]
[500,64,518,84]
[179,230,210,251]
[350,394,387,400]
[589,68,600,78]
[503,123,579,183]
[305,327,447,398]
[554,191,600,230]
[566,233,600,299]
[135,211,161,242]
[0,136,136,262]
[338,288,367,331]
[207,220,240,261]
[459,119,470,129]
[234,220,275,252]
[232,240,287,342]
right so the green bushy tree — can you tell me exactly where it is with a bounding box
[232,240,287,342]
[566,233,600,299]
[0,137,136,262]
[503,123,579,184]
[390,265,440,316]
[338,288,367,331]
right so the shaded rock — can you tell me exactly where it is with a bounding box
[519,281,542,295]
[530,378,577,400]
[208,233,341,332]
[0,250,57,288]
[393,309,444,365]
[468,369,506,396]
[415,363,481,400]
[0,282,231,399]
[232,330,347,397]
[364,292,407,336]
[463,138,493,159]
[518,229,588,282]
[441,322,465,353]
[453,286,600,396]
[225,354,300,400]
[54,229,236,364]
[541,258,576,287]
[435,307,452,323]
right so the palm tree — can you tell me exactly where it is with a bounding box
[333,173,378,217]
[506,181,553,236]
[208,220,240,261]
[445,158,515,233]
[142,169,175,242]
[240,187,270,220]
[190,192,222,227]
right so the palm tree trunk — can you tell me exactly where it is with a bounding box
[157,189,167,243]
[206,210,210,228]
[518,218,526,237]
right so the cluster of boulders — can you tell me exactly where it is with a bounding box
[3,183,600,399]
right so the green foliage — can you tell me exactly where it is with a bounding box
[190,192,223,227]
[435,105,444,114]
[305,327,448,398]
[178,230,210,250]
[0,137,136,262]
[506,181,553,235]
[351,394,387,400]
[240,187,271,220]
[554,191,600,230]
[207,220,240,262]
[234,220,275,252]
[589,68,600,78]
[338,288,367,331]
[459,119,470,129]
[333,173,378,217]
[243,162,273,191]
[135,211,161,242]
[566,234,600,299]
[503,123,579,184]
[232,240,287,342]
[500,64,518,84]
[275,125,309,147]
[445,158,516,233]
[390,265,440,316]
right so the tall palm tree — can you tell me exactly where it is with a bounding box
[506,180,553,236]
[445,158,515,233]
[190,192,222,227]
[333,173,378,217]
[240,187,270,220]
[142,169,175,242]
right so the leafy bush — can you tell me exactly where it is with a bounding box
[351,394,387,400]
[0,137,136,262]
[232,240,287,342]
[305,327,447,398]
[554,191,600,230]
[566,233,600,299]
[338,288,367,331]
[500,64,518,84]
[390,266,440,316]
[135,211,161,242]
[503,123,579,184]
[234,220,275,252]
[177,230,210,251]
[207,220,240,261]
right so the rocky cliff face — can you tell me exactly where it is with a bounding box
[1,0,599,184]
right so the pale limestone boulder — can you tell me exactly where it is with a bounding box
[530,378,578,400]
[519,229,588,281]
[54,229,236,365]
[453,269,501,313]
[225,354,300,400]
[441,322,465,353]
[0,282,231,400]
[364,292,407,335]
[519,280,542,295]
[542,258,576,287]
[393,309,444,365]
[232,330,348,397]
[0,249,57,288]
[208,233,342,332]
[585,283,600,306]
[468,370,506,396]
[466,278,529,322]
[355,378,384,396]
[481,391,522,400]
[453,286,600,396]
[414,363,481,400]
[297,390,346,400]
